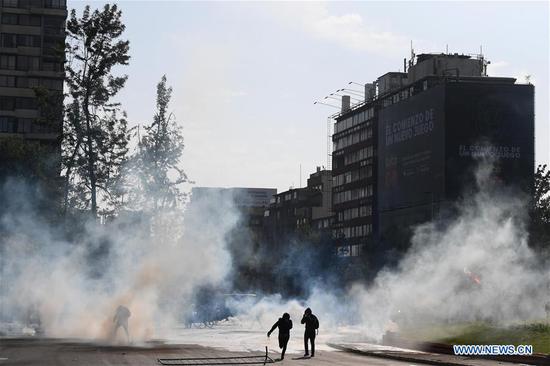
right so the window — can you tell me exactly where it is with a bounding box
[45,0,66,8]
[19,0,43,7]
[43,15,64,28]
[1,33,17,48]
[42,61,62,72]
[17,56,40,71]
[18,14,41,26]
[2,0,19,8]
[0,116,17,132]
[0,55,16,70]
[0,96,15,110]
[1,13,18,25]
[18,118,33,133]
[16,97,37,110]
[17,34,40,47]
[0,75,16,87]
[351,244,363,257]
[27,77,40,88]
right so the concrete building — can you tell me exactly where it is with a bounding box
[265,167,332,241]
[0,0,66,169]
[331,52,534,270]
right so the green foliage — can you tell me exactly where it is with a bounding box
[126,75,190,212]
[0,137,63,215]
[401,321,550,353]
[63,4,131,217]
[532,164,550,248]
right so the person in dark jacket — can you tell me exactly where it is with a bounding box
[112,305,131,342]
[267,312,293,360]
[301,308,319,357]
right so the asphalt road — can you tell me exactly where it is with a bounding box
[0,338,522,366]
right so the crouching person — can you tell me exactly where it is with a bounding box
[267,312,293,360]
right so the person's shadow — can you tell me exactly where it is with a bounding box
[292,356,311,360]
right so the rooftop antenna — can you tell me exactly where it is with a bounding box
[446,44,449,54]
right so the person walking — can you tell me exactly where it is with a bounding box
[301,308,319,357]
[267,312,293,360]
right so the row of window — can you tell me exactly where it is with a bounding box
[1,13,42,26]
[334,224,372,239]
[333,127,373,151]
[382,81,429,108]
[1,33,41,48]
[334,108,375,134]
[276,190,298,203]
[2,0,66,8]
[0,116,56,134]
[333,185,373,204]
[337,244,363,257]
[0,55,63,72]
[0,96,37,110]
[0,74,63,90]
[333,165,372,187]
[343,146,374,166]
[337,205,372,222]
[315,218,331,229]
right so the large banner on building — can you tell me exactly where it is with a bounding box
[444,83,534,197]
[377,85,446,215]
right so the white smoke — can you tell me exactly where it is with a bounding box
[1,161,547,347]
[0,179,238,342]
[226,162,549,343]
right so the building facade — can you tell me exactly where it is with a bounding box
[332,53,535,269]
[0,0,66,174]
[265,167,332,242]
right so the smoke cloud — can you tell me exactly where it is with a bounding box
[225,162,549,344]
[1,161,547,349]
[0,178,238,342]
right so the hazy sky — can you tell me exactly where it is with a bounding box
[69,1,549,192]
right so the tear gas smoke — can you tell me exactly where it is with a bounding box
[0,179,237,341]
[225,162,549,343]
[1,161,548,346]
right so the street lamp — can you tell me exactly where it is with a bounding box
[313,100,339,109]
[337,88,364,97]
[327,94,362,102]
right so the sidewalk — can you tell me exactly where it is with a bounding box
[329,342,550,366]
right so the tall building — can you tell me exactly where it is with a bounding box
[0,0,66,177]
[331,53,534,270]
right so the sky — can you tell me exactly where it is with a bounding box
[69,1,549,193]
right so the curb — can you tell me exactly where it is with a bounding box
[382,334,550,366]
[327,343,471,366]
[329,342,550,366]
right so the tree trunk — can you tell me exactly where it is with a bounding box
[83,99,97,217]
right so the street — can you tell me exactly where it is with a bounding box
[0,337,523,366]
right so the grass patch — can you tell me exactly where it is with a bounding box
[399,321,550,354]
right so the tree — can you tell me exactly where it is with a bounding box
[63,4,131,217]
[532,164,550,248]
[127,75,191,213]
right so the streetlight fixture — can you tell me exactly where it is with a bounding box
[313,100,339,109]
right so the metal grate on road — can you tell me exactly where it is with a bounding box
[158,347,275,365]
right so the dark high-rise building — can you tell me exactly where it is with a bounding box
[0,0,66,178]
[331,53,534,269]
